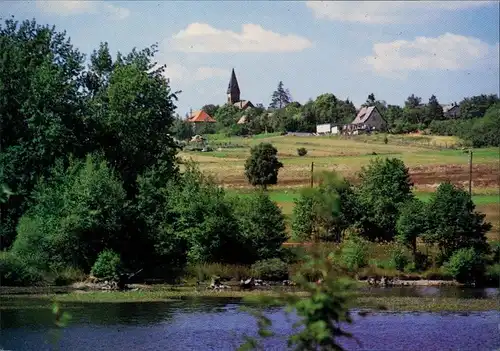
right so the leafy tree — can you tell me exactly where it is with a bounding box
[232,192,287,262]
[269,81,292,109]
[12,155,126,272]
[214,103,240,129]
[313,93,339,124]
[423,182,491,260]
[244,143,283,190]
[459,94,499,119]
[171,118,194,141]
[138,163,243,265]
[292,172,359,242]
[396,198,428,257]
[356,158,414,241]
[405,94,422,109]
[0,18,87,248]
[201,104,219,118]
[94,50,179,196]
[361,93,387,114]
[425,95,444,124]
[384,105,403,127]
[466,103,500,147]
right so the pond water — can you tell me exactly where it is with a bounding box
[1,294,499,351]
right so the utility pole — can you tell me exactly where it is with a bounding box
[310,162,314,188]
[468,149,473,197]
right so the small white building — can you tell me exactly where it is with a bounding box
[316,123,339,135]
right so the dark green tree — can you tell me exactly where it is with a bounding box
[201,104,219,118]
[232,191,287,262]
[171,118,194,141]
[356,158,414,241]
[244,143,283,190]
[269,81,292,109]
[396,198,428,257]
[424,95,444,124]
[12,155,126,272]
[292,172,359,243]
[423,182,491,260]
[459,94,499,119]
[0,18,87,248]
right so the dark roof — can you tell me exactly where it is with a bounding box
[227,68,240,95]
[352,106,376,124]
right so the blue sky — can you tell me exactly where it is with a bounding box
[2,1,499,115]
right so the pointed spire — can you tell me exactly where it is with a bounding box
[226,68,241,104]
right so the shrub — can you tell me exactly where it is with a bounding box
[444,248,486,285]
[0,252,44,286]
[383,135,388,144]
[485,263,500,285]
[91,250,122,280]
[12,155,126,272]
[52,267,86,286]
[251,258,288,281]
[297,147,308,156]
[389,246,411,272]
[341,237,369,271]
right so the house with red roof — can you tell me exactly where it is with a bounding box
[187,110,217,134]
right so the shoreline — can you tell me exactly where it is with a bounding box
[1,284,498,312]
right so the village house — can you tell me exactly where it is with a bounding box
[442,103,460,119]
[187,110,216,134]
[343,106,387,135]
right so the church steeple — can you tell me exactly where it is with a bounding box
[227,68,240,104]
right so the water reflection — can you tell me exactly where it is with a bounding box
[359,286,500,299]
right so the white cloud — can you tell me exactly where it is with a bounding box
[164,63,227,83]
[170,23,313,53]
[36,1,130,20]
[362,33,500,78]
[306,1,495,24]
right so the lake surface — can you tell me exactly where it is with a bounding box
[1,294,499,351]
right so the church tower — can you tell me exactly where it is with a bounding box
[227,68,241,104]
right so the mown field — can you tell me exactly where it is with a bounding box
[180,133,499,240]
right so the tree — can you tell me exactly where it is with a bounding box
[361,93,387,114]
[201,104,219,118]
[459,94,499,119]
[313,93,339,124]
[405,94,422,109]
[466,103,500,147]
[244,143,283,190]
[232,191,287,262]
[424,95,444,124]
[396,198,428,257]
[269,81,292,109]
[423,182,491,261]
[356,158,414,241]
[0,18,87,249]
[12,155,126,272]
[171,118,194,141]
[292,172,359,242]
[213,104,240,129]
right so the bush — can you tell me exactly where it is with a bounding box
[251,258,288,281]
[444,248,486,285]
[12,155,126,272]
[297,147,308,156]
[91,250,122,280]
[485,263,500,285]
[0,252,44,286]
[389,246,411,272]
[341,237,369,271]
[52,267,86,286]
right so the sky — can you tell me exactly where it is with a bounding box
[2,1,499,115]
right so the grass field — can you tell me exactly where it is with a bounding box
[181,133,499,239]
